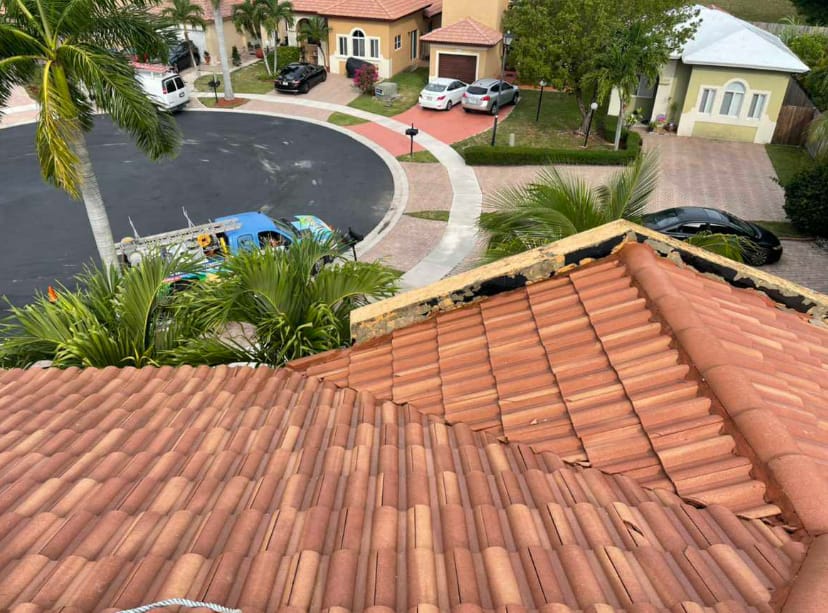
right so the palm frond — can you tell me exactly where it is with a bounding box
[684,231,751,263]
[598,149,659,222]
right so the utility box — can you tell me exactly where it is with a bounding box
[374,81,398,100]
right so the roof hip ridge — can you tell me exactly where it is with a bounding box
[619,242,828,535]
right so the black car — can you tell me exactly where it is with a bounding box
[641,206,783,265]
[274,62,327,94]
[345,57,370,78]
[169,40,200,72]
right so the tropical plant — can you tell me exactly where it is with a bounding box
[232,0,263,68]
[807,113,828,160]
[210,0,235,99]
[168,236,400,366]
[161,0,206,75]
[478,151,751,263]
[0,0,181,268]
[783,162,828,237]
[257,0,293,74]
[479,151,660,261]
[353,64,378,94]
[298,15,330,69]
[0,254,206,368]
[591,21,670,149]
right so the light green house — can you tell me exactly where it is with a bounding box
[623,5,809,144]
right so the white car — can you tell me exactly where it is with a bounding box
[418,77,467,111]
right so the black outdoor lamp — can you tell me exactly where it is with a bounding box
[207,77,221,103]
[405,123,419,158]
[491,30,514,147]
[536,79,547,122]
[583,101,599,147]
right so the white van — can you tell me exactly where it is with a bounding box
[133,62,189,112]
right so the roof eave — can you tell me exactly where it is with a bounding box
[684,58,809,74]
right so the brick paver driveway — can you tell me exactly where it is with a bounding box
[643,133,786,220]
[394,102,515,144]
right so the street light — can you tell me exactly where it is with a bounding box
[491,30,514,147]
[535,79,547,122]
[583,101,599,147]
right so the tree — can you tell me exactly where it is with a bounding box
[169,236,400,366]
[232,0,264,70]
[478,151,751,263]
[257,0,293,74]
[0,255,206,368]
[807,113,828,160]
[503,0,697,132]
[0,0,181,268]
[161,0,206,76]
[790,0,828,26]
[211,0,235,100]
[298,15,330,69]
[591,21,673,150]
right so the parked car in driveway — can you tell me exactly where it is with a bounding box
[641,206,782,265]
[418,77,467,110]
[169,40,200,72]
[462,78,520,114]
[133,63,189,112]
[275,62,327,94]
[345,57,371,78]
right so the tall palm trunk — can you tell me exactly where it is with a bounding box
[73,134,118,268]
[614,98,625,151]
[272,30,278,73]
[212,1,235,100]
[260,24,271,75]
[184,25,199,76]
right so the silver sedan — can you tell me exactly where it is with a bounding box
[461,78,520,114]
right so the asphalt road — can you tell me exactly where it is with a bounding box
[0,112,394,306]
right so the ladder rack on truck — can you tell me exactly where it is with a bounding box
[115,219,242,256]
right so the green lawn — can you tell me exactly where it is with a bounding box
[397,150,439,163]
[752,220,812,239]
[347,68,428,117]
[328,112,368,126]
[194,62,273,94]
[406,209,450,221]
[453,90,611,151]
[766,144,815,186]
[712,0,799,22]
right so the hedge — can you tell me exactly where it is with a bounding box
[462,131,641,166]
[267,46,301,68]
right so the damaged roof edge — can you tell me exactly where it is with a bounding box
[351,220,828,343]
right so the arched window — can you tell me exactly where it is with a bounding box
[352,29,366,57]
[719,82,746,117]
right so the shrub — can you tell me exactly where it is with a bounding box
[788,34,828,68]
[783,163,828,237]
[231,46,241,66]
[462,132,642,166]
[353,64,378,94]
[267,45,301,68]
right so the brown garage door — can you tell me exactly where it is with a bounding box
[438,54,477,84]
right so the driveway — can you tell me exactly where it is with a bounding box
[394,102,515,145]
[643,133,786,220]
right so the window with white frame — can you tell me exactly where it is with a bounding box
[719,82,746,117]
[370,39,380,59]
[699,88,716,113]
[747,93,767,119]
[635,75,656,98]
[352,29,366,57]
[337,35,347,56]
[394,34,401,50]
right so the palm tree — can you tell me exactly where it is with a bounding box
[232,0,263,68]
[0,0,180,268]
[210,0,235,100]
[169,236,400,366]
[0,255,206,368]
[479,151,750,264]
[257,0,293,74]
[161,0,207,76]
[298,15,330,70]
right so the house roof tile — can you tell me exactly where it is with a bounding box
[322,0,433,21]
[0,365,808,611]
[420,17,502,47]
[424,0,441,18]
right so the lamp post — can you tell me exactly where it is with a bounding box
[583,101,599,147]
[535,79,547,122]
[491,30,514,147]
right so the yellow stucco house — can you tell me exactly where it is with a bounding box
[617,5,809,144]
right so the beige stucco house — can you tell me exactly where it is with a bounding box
[615,5,808,144]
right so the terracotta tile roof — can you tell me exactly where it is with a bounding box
[293,253,781,518]
[323,0,433,20]
[0,365,809,611]
[420,17,503,47]
[156,0,234,20]
[291,0,336,13]
[424,0,441,18]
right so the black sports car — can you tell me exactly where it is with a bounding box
[641,206,782,265]
[274,62,327,94]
